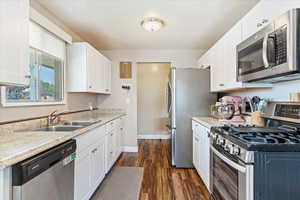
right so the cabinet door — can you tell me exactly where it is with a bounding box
[193,131,200,170]
[90,139,106,189]
[75,150,91,200]
[242,1,291,40]
[201,126,211,191]
[105,59,112,94]
[0,0,29,86]
[210,39,225,92]
[86,46,98,92]
[209,45,218,92]
[105,131,115,172]
[223,23,243,90]
[116,125,122,158]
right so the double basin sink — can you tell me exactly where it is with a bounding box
[33,120,99,132]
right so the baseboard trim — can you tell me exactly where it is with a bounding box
[138,134,171,139]
[122,146,139,152]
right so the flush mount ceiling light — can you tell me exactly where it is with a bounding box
[141,17,164,32]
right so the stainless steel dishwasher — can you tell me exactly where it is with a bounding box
[12,139,76,200]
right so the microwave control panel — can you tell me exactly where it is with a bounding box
[274,104,300,119]
[274,26,287,65]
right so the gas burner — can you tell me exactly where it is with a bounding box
[211,123,300,152]
[228,125,300,145]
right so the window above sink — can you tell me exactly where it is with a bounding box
[1,21,66,107]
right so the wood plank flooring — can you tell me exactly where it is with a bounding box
[116,139,211,200]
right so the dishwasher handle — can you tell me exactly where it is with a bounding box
[12,139,76,186]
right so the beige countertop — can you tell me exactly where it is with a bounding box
[0,112,125,169]
[192,116,250,129]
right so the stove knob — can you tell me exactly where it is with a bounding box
[217,138,224,145]
[212,134,217,140]
[220,138,226,146]
[229,145,235,155]
[232,146,240,156]
[224,144,230,152]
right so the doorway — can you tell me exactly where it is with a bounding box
[137,62,171,138]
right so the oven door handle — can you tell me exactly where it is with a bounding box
[262,33,270,68]
[211,146,246,173]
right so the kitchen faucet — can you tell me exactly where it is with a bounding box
[47,110,65,126]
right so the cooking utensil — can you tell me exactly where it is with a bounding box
[251,96,261,111]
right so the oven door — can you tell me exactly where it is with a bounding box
[210,146,253,200]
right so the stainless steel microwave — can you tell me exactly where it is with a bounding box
[237,9,300,83]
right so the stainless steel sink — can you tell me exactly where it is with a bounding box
[32,120,99,132]
[33,125,82,132]
[62,120,98,127]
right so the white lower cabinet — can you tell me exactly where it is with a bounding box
[75,148,91,200]
[74,117,124,200]
[105,118,123,173]
[90,139,106,191]
[192,120,210,192]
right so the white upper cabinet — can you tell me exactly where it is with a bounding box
[67,42,112,94]
[242,1,290,40]
[210,38,225,92]
[242,0,300,40]
[199,0,300,92]
[0,0,30,86]
[103,57,112,94]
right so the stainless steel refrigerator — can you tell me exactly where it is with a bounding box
[167,68,216,168]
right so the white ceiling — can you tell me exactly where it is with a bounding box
[34,0,259,50]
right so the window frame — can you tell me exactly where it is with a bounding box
[1,47,67,107]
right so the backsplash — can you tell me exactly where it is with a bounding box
[0,92,98,123]
[226,79,300,101]
[0,109,125,134]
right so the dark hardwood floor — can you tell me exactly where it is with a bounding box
[116,139,211,200]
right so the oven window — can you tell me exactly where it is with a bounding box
[238,39,264,76]
[212,151,238,200]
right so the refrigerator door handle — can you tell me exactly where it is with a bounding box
[168,81,172,114]
[171,129,176,166]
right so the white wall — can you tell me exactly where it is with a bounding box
[227,79,300,101]
[97,49,205,148]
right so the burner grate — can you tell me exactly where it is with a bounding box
[227,125,300,144]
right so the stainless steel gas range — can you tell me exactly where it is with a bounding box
[209,103,300,200]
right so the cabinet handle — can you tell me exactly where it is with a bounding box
[219,83,224,87]
[92,148,98,153]
[262,19,268,24]
[110,151,113,154]
[89,85,92,89]
[25,75,31,79]
[257,23,262,28]
[106,89,109,92]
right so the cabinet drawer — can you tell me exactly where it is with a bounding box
[76,145,90,162]
[106,120,116,132]
[75,126,105,153]
[192,120,200,132]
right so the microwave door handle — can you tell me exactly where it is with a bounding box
[262,34,270,68]
[211,146,246,173]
